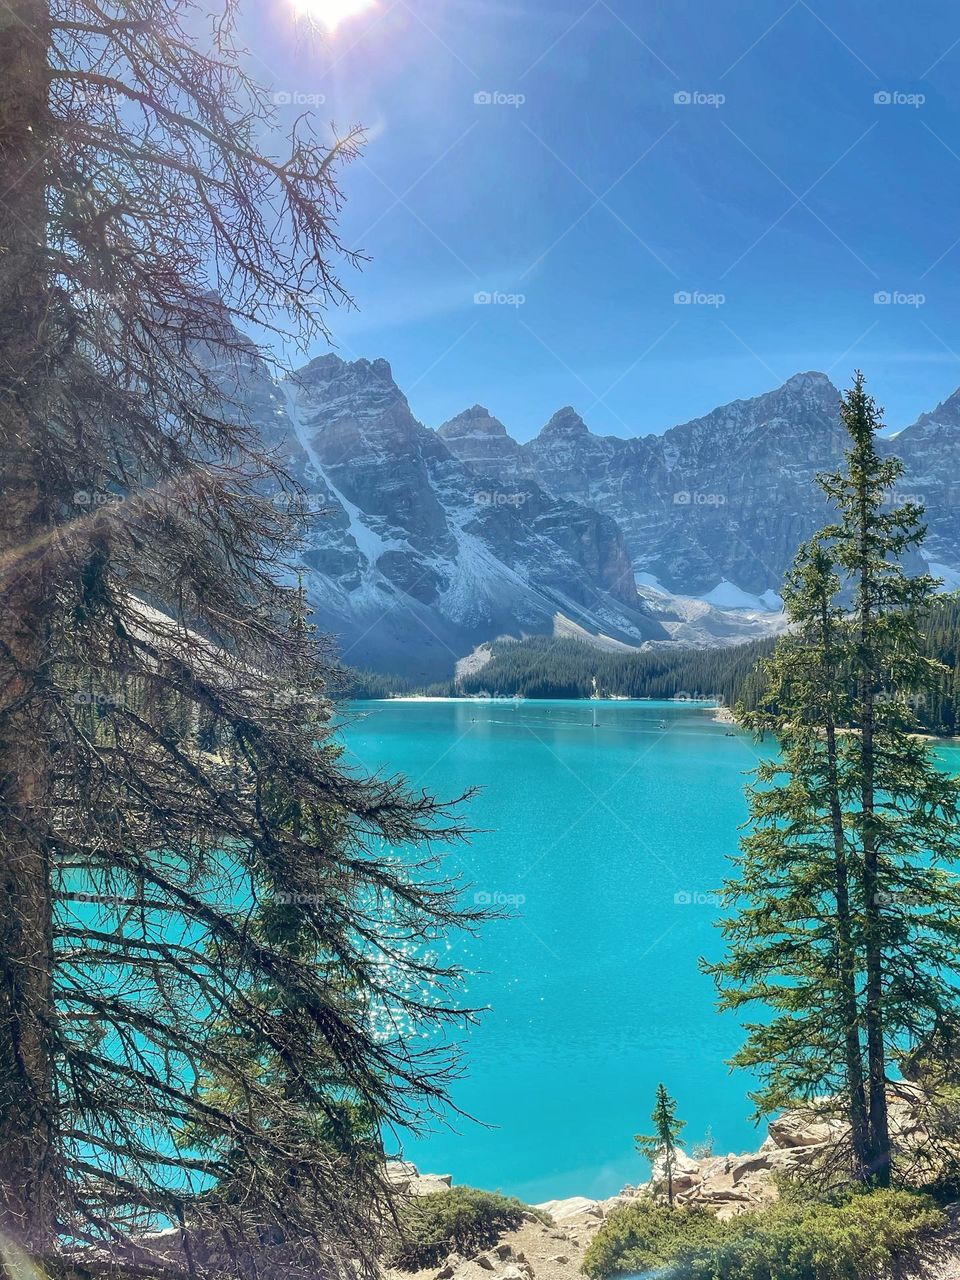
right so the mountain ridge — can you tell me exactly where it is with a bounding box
[199,323,960,677]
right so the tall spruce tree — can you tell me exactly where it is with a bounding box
[708,373,960,1186]
[709,537,871,1179]
[0,0,480,1272]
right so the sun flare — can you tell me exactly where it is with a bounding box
[293,0,377,32]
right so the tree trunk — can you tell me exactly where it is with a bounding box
[824,718,871,1180]
[819,593,870,1181]
[856,492,891,1186]
[0,0,59,1251]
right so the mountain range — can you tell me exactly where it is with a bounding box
[206,319,960,679]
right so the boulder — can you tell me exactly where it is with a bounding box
[651,1148,701,1191]
[384,1162,453,1196]
[385,1159,419,1184]
[765,1111,846,1149]
[729,1153,773,1184]
[534,1196,602,1222]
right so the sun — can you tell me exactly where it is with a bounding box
[293,0,377,32]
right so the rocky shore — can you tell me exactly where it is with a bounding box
[391,1085,960,1280]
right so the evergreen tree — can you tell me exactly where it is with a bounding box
[708,373,960,1187]
[821,374,960,1182]
[707,538,871,1178]
[0,0,480,1272]
[635,1084,685,1206]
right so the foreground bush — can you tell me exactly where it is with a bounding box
[581,1186,944,1280]
[389,1187,551,1270]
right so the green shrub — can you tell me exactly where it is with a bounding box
[389,1186,551,1270]
[581,1186,944,1280]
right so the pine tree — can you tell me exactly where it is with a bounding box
[635,1084,685,1205]
[707,538,871,1178]
[0,0,480,1271]
[708,373,960,1187]
[820,373,960,1183]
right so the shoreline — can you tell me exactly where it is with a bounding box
[374,695,722,706]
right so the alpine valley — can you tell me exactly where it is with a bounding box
[212,320,960,679]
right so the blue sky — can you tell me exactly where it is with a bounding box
[242,0,960,439]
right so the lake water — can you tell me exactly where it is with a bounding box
[341,699,960,1205]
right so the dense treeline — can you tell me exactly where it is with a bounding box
[454,636,774,705]
[346,596,960,735]
[920,594,960,733]
[341,640,773,704]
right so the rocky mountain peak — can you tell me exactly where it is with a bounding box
[898,386,960,440]
[438,404,510,440]
[537,406,592,439]
[201,328,960,675]
[295,351,398,395]
[289,352,419,448]
[782,370,835,394]
[435,404,531,487]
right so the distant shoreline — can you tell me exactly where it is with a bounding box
[363,697,960,744]
[374,695,722,706]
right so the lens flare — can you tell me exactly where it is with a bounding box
[293,0,377,32]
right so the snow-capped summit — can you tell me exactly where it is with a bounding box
[196,325,960,677]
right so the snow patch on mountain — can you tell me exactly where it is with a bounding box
[702,580,784,612]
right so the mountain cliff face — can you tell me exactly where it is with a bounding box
[892,389,960,589]
[440,372,960,602]
[200,312,960,676]
[505,373,845,598]
[202,344,674,678]
[436,405,533,484]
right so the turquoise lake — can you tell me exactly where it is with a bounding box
[341,699,960,1205]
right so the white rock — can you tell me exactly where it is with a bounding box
[534,1196,601,1222]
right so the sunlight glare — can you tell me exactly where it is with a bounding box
[294,0,377,32]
